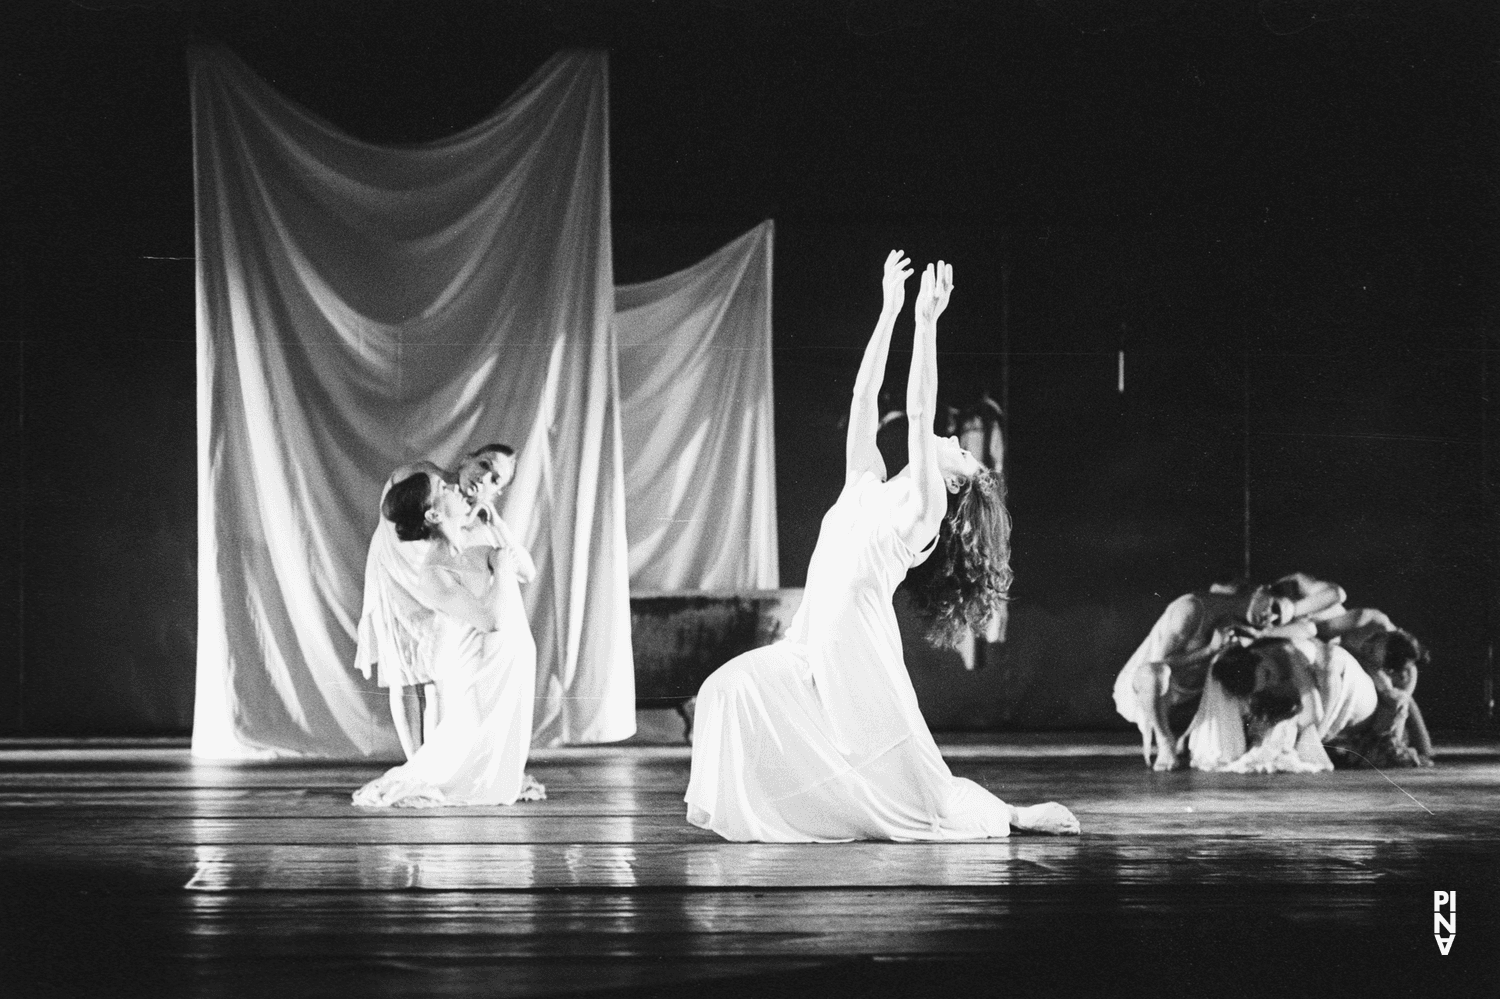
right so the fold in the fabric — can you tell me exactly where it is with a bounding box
[192,47,634,758]
[353,516,444,689]
[615,221,779,593]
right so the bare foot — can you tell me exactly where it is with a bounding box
[1013,802,1081,835]
[1152,749,1184,771]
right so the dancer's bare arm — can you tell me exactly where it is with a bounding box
[845,250,912,488]
[1276,573,1346,623]
[1406,697,1435,761]
[1315,607,1391,641]
[894,261,953,551]
[1388,662,1435,761]
[1259,619,1318,641]
[487,516,536,584]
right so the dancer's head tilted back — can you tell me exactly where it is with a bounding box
[382,469,471,545]
[383,472,436,542]
[888,257,1014,650]
[904,450,1014,650]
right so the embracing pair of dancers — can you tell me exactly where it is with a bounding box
[354,251,1081,840]
[352,445,545,808]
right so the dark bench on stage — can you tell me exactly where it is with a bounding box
[629,590,803,729]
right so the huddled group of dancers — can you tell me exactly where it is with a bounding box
[346,248,1428,841]
[1114,573,1433,773]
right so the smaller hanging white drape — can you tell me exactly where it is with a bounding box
[616,222,779,593]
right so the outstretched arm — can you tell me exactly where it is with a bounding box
[1315,607,1392,642]
[1275,573,1346,624]
[894,261,953,551]
[845,250,912,488]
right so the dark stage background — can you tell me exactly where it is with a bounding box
[1,0,1496,736]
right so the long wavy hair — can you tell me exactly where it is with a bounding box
[902,468,1013,649]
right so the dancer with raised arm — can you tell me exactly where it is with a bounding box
[685,252,1079,842]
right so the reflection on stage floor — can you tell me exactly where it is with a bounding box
[1,739,1495,997]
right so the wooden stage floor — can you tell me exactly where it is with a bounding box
[2,739,1496,998]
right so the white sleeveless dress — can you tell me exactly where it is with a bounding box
[354,545,541,807]
[685,471,1012,842]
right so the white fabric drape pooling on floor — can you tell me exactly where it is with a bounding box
[191,47,634,759]
[616,222,779,593]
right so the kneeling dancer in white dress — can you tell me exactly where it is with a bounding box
[354,446,520,758]
[354,466,543,807]
[686,252,1080,842]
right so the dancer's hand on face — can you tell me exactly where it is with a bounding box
[468,471,502,510]
[882,250,913,314]
[460,493,489,527]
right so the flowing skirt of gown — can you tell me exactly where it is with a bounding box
[685,472,1012,843]
[354,568,541,807]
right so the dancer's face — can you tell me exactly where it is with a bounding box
[458,452,516,497]
[934,435,984,493]
[424,476,472,535]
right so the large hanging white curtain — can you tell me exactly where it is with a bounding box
[191,48,634,759]
[616,222,779,593]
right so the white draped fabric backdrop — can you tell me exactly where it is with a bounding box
[617,222,779,594]
[191,48,778,759]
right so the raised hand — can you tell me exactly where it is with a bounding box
[881,249,913,315]
[932,260,953,321]
[914,263,935,322]
[914,260,954,325]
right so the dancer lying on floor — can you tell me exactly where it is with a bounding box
[685,252,1079,842]
[1182,637,1376,772]
[353,464,543,807]
[355,445,523,756]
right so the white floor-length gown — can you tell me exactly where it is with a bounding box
[685,471,1012,842]
[354,547,540,807]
